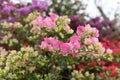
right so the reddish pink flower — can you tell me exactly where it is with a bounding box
[23,41,29,47]
[72,52,77,58]
[102,37,120,55]
[109,70,118,77]
[100,60,106,66]
[76,62,86,71]
[99,72,104,78]
[88,62,96,66]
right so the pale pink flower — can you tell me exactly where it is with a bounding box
[84,38,92,45]
[64,25,71,31]
[32,16,42,25]
[49,12,59,21]
[84,24,93,33]
[92,28,99,37]
[84,37,98,45]
[48,45,54,51]
[13,22,20,28]
[40,37,61,51]
[42,17,56,28]
[77,25,84,36]
[31,26,41,32]
[39,41,48,49]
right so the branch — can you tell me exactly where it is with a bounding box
[94,0,109,20]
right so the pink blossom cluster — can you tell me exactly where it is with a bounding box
[31,13,58,31]
[40,37,61,51]
[40,24,103,57]
[39,35,81,57]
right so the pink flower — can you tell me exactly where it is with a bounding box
[99,72,104,78]
[72,41,81,50]
[42,17,56,28]
[72,52,77,58]
[70,35,79,43]
[92,28,99,37]
[77,25,84,36]
[45,37,60,50]
[32,16,42,25]
[84,24,92,32]
[49,12,59,21]
[64,25,72,32]
[32,14,56,29]
[48,45,54,51]
[84,37,98,45]
[31,26,41,32]
[13,22,20,28]
[39,37,60,51]
[69,35,81,50]
[59,43,70,55]
[39,41,48,49]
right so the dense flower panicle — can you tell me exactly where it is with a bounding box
[76,24,99,39]
[32,13,57,30]
[40,37,61,51]
[40,36,81,56]
[42,17,56,28]
[84,24,99,37]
